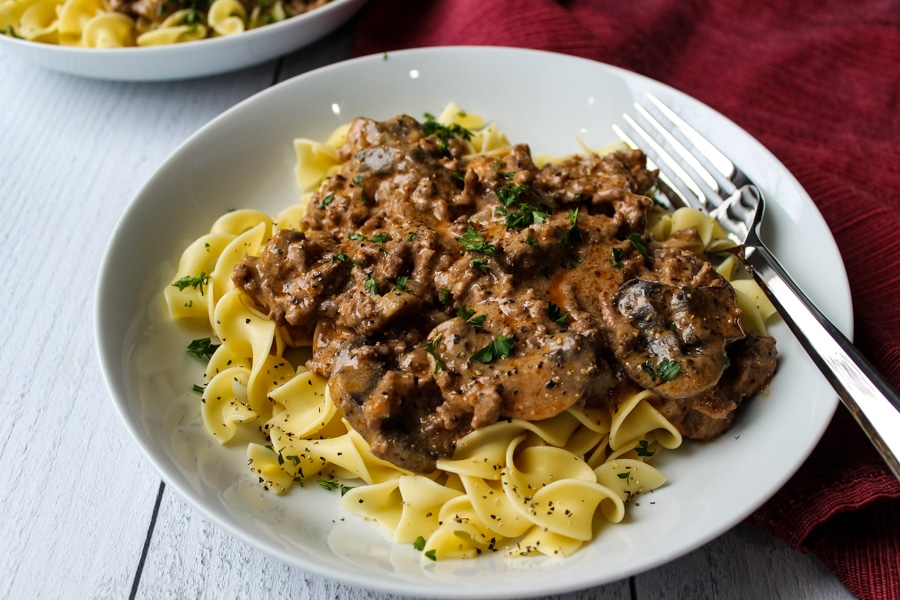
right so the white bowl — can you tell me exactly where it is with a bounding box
[0,0,366,81]
[96,47,849,598]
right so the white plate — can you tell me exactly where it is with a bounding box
[96,47,850,598]
[0,0,365,81]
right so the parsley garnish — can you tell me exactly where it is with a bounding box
[423,336,447,373]
[319,192,335,208]
[407,231,418,241]
[560,208,581,246]
[369,232,390,246]
[439,288,451,305]
[457,226,496,255]
[470,257,490,273]
[496,201,549,230]
[424,549,437,561]
[525,236,539,247]
[642,358,681,382]
[470,334,514,363]
[628,233,649,257]
[617,471,631,481]
[192,383,206,394]
[352,174,363,184]
[364,277,378,295]
[186,337,219,360]
[413,536,426,551]
[609,247,624,268]
[496,182,529,207]
[172,271,210,295]
[457,308,486,328]
[635,440,656,457]
[547,301,568,325]
[391,276,410,293]
[317,478,340,491]
[422,112,473,156]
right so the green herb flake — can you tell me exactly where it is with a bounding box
[317,478,340,491]
[407,231,418,242]
[413,536,426,551]
[496,182,529,207]
[457,308,486,328]
[392,276,410,293]
[469,257,490,273]
[628,233,649,257]
[172,271,210,295]
[424,549,437,561]
[423,336,447,373]
[192,383,206,394]
[642,358,681,383]
[560,208,581,246]
[186,337,219,360]
[457,226,496,256]
[422,113,473,156]
[470,334,514,364]
[547,301,569,325]
[319,192,335,208]
[609,246,624,268]
[364,277,378,295]
[634,439,656,457]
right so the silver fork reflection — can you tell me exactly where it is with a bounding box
[615,93,900,482]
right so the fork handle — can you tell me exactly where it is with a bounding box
[743,242,900,482]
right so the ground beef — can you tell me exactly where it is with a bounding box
[233,114,777,472]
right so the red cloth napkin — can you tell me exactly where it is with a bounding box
[351,1,900,597]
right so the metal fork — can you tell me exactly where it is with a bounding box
[615,93,900,482]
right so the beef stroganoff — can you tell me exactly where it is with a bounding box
[163,104,777,561]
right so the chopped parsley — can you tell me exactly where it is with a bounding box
[391,275,410,293]
[364,277,378,295]
[413,536,426,551]
[525,236,539,247]
[547,301,568,325]
[609,247,624,268]
[186,337,219,360]
[407,231,418,241]
[496,182,529,207]
[634,439,656,457]
[319,192,335,208]
[642,358,681,382]
[470,257,490,273]
[628,233,649,257]
[423,336,447,373]
[457,307,486,328]
[560,208,581,246]
[457,226,496,255]
[422,112,473,156]
[191,383,206,394]
[172,272,210,295]
[424,549,437,561]
[470,334,514,364]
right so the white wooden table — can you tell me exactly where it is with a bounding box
[0,26,855,600]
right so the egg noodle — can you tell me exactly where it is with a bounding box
[162,105,776,562]
[0,0,321,47]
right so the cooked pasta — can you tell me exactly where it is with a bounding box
[0,0,330,47]
[163,105,776,562]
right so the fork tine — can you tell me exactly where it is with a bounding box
[644,94,746,193]
[612,124,687,211]
[618,111,713,212]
